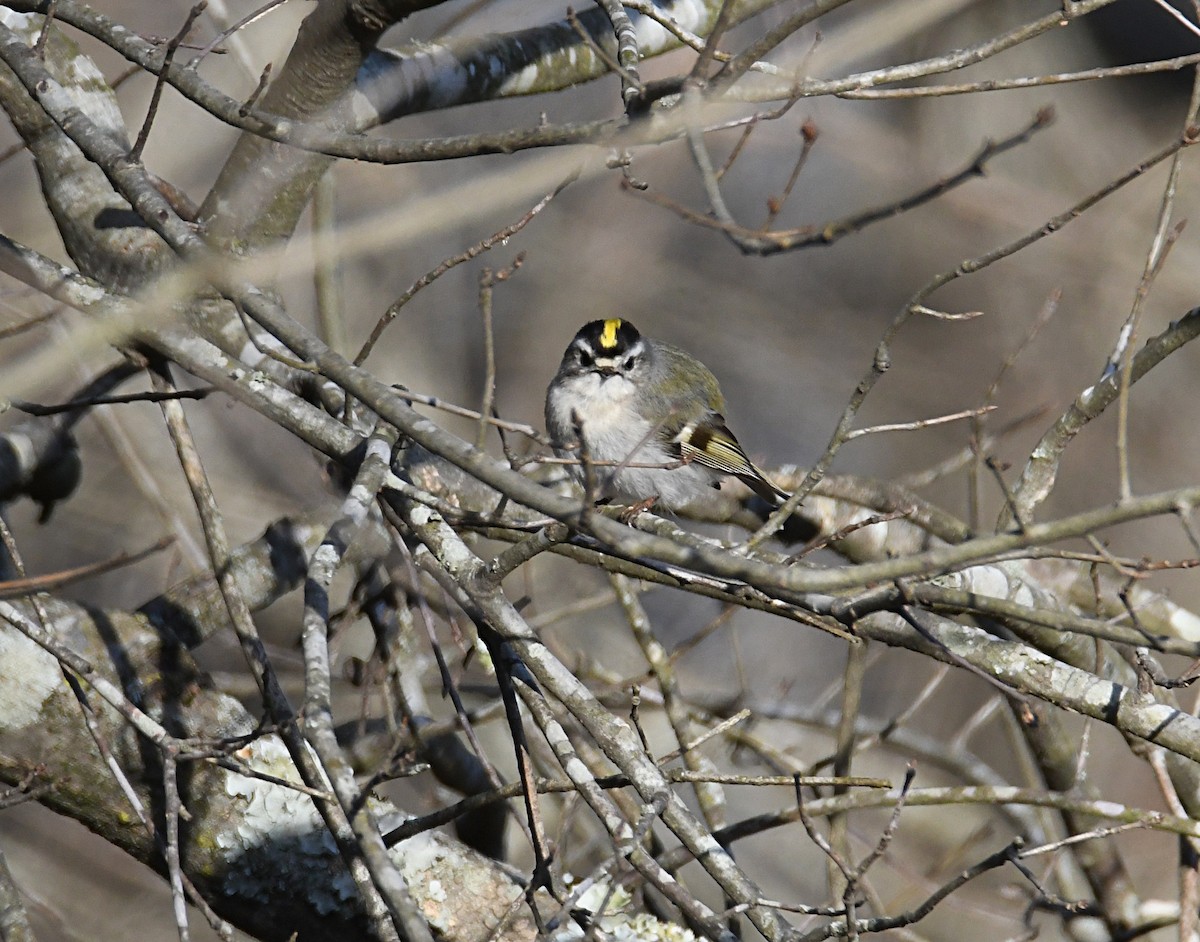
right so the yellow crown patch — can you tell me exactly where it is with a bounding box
[599,319,622,350]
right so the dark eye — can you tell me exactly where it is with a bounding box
[577,350,594,368]
[623,355,636,370]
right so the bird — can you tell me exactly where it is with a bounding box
[544,318,790,513]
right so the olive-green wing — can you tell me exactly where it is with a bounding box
[678,419,790,506]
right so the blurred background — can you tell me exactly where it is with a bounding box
[2,0,1200,938]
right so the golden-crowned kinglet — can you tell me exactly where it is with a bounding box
[545,318,789,511]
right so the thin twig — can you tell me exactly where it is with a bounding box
[898,604,1033,711]
[760,119,818,230]
[835,53,1200,99]
[475,255,523,449]
[132,2,207,161]
[716,117,758,180]
[672,107,1054,257]
[162,753,191,942]
[33,0,57,58]
[238,62,272,115]
[845,406,996,441]
[567,6,646,103]
[354,175,575,367]
[970,288,1060,530]
[593,0,642,110]
[312,173,345,356]
[1149,0,1200,38]
[788,508,913,562]
[0,536,172,598]
[1116,221,1185,502]
[12,387,212,415]
[910,304,983,321]
[826,639,867,904]
[689,0,737,82]
[187,0,288,67]
[394,385,547,444]
[0,307,56,338]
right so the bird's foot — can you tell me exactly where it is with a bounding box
[619,496,658,523]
